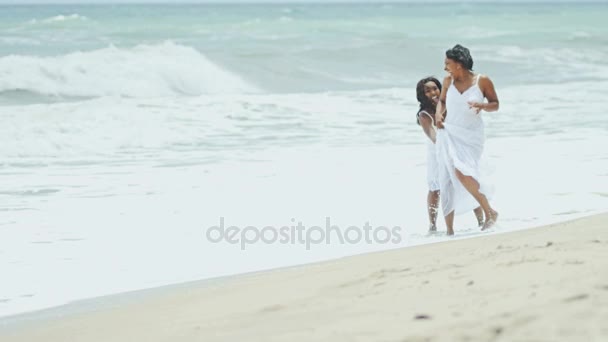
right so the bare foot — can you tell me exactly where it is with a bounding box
[482,210,499,230]
[428,224,437,233]
[474,207,484,227]
[447,228,454,236]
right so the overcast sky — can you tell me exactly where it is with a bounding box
[0,0,602,4]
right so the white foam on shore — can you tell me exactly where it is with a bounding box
[0,82,606,318]
[1,136,606,318]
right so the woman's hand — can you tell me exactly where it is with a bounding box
[467,101,484,114]
[435,111,445,129]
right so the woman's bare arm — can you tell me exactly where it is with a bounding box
[435,76,451,128]
[469,75,499,113]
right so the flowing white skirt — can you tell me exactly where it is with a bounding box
[426,140,440,192]
[435,122,493,216]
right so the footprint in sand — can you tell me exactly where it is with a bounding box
[564,260,585,265]
[338,268,412,289]
[371,268,412,280]
[563,294,589,302]
[259,304,285,313]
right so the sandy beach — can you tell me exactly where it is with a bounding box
[1,213,607,342]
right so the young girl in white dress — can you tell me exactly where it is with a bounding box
[434,45,499,235]
[416,76,483,233]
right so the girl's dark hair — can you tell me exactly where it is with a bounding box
[446,44,474,71]
[416,76,441,125]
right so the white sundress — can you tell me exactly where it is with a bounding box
[417,110,440,192]
[435,74,493,216]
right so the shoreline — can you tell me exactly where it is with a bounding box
[1,212,607,341]
[1,210,601,323]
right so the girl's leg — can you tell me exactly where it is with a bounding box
[454,169,498,229]
[427,190,440,231]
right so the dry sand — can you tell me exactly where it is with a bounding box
[1,213,607,341]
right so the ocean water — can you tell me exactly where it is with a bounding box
[1,2,607,318]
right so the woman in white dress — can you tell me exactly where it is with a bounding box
[415,76,484,233]
[434,45,499,235]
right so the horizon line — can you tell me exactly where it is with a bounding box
[0,0,605,5]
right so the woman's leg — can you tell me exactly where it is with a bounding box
[428,190,440,231]
[454,169,498,229]
[473,207,484,227]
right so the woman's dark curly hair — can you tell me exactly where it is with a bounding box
[446,44,474,71]
[416,76,441,125]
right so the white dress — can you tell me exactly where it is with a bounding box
[436,75,493,215]
[417,110,440,192]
